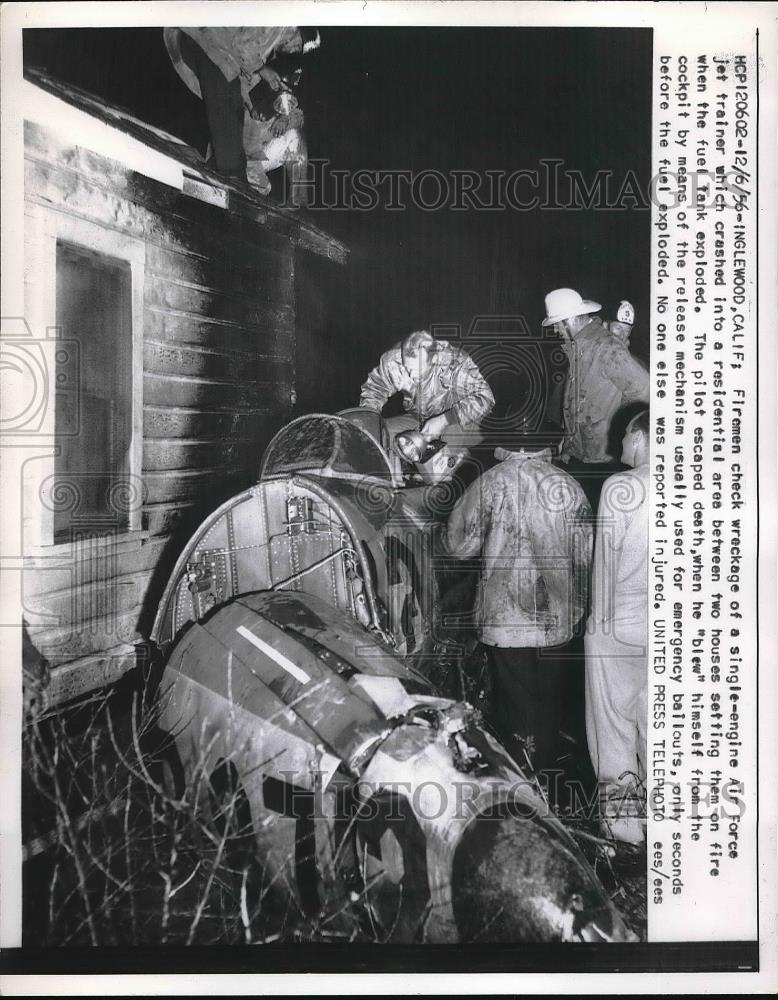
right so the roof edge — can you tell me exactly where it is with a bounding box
[23,66,349,264]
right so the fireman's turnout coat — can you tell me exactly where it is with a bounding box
[446,448,593,648]
[561,318,649,463]
[359,339,494,429]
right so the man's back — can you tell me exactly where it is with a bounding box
[562,318,649,463]
[446,449,593,647]
[589,462,649,632]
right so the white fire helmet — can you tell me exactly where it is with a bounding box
[616,300,635,326]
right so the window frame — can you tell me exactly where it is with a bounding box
[24,205,146,551]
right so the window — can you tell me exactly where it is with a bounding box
[23,205,145,549]
[54,242,134,541]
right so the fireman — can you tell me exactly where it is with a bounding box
[445,426,593,777]
[163,26,319,200]
[608,299,636,345]
[542,288,649,511]
[358,329,494,441]
[585,408,650,844]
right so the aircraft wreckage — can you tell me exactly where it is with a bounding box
[151,410,636,943]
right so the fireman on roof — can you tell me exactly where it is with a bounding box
[163,26,320,201]
[359,330,495,441]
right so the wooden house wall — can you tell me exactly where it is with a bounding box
[22,119,345,701]
[293,249,394,417]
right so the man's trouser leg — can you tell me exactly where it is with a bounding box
[535,643,566,779]
[584,630,646,783]
[178,33,246,179]
[486,645,558,774]
[585,627,647,840]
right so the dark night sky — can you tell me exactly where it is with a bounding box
[24,26,652,411]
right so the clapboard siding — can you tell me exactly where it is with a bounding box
[25,569,155,626]
[143,340,292,384]
[42,645,141,707]
[23,538,170,600]
[23,102,345,701]
[31,609,147,665]
[144,307,293,357]
[145,242,294,301]
[228,188,346,262]
[143,372,293,410]
[145,275,293,329]
[25,120,141,199]
[143,438,257,472]
[143,501,196,538]
[25,158,295,272]
[144,273,293,331]
[25,116,341,262]
[143,469,250,505]
[143,405,271,440]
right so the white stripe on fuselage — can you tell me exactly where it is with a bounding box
[235,625,311,685]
